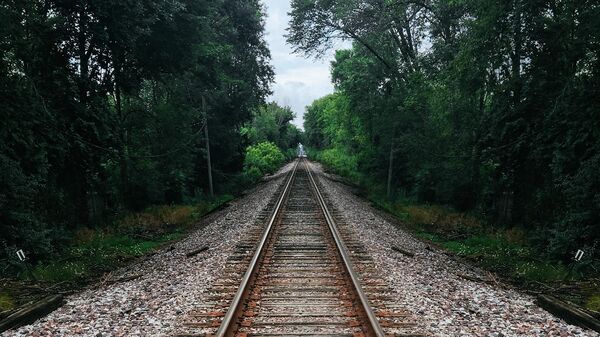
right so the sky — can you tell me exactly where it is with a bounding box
[262,0,346,129]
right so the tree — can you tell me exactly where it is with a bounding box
[241,102,301,152]
[295,0,600,260]
[0,0,274,264]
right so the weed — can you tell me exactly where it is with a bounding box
[413,231,442,243]
[119,204,196,235]
[504,227,527,245]
[402,204,483,234]
[0,292,15,311]
[31,261,88,282]
[73,227,98,244]
[586,295,600,312]
[380,200,571,283]
[514,261,569,282]
[11,196,231,284]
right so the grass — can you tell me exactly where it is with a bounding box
[513,261,569,282]
[586,295,600,312]
[31,261,89,282]
[384,201,573,283]
[0,292,15,312]
[375,199,600,310]
[22,196,232,284]
[382,200,600,310]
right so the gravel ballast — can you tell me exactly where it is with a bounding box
[5,160,597,337]
[3,163,295,337]
[309,161,598,337]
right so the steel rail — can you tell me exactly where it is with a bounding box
[304,159,386,337]
[215,159,300,337]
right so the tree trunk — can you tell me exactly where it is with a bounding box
[470,143,481,207]
[77,6,88,106]
[470,88,486,205]
[387,138,395,199]
[202,96,214,197]
[116,84,129,206]
[511,0,523,108]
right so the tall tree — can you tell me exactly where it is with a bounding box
[0,0,273,262]
[295,0,600,259]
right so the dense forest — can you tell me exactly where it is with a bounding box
[290,0,599,263]
[0,0,305,271]
[1,0,598,286]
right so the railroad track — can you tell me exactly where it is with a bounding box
[177,159,424,337]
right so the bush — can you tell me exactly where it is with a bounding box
[0,154,60,263]
[315,148,361,182]
[284,148,298,160]
[243,142,285,181]
[242,166,263,185]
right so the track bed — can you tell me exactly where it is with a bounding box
[177,160,423,337]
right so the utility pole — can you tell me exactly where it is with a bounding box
[202,95,214,198]
[387,138,394,199]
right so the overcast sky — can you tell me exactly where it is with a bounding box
[262,0,346,129]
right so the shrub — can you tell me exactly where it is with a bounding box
[284,148,298,160]
[316,148,360,182]
[243,142,285,180]
[242,166,263,184]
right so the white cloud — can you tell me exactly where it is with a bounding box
[262,0,346,129]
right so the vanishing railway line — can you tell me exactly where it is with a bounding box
[178,159,423,337]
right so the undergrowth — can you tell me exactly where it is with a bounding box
[10,195,232,284]
[380,201,584,283]
[312,154,600,311]
[0,292,15,312]
[378,199,600,310]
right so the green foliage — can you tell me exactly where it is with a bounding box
[283,148,299,160]
[513,262,569,283]
[383,199,574,283]
[243,142,285,182]
[314,148,361,182]
[239,101,303,181]
[292,0,600,263]
[0,0,272,265]
[31,262,89,283]
[242,166,264,185]
[241,102,302,152]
